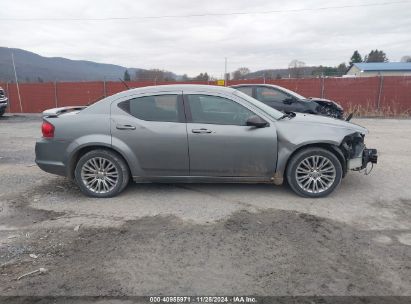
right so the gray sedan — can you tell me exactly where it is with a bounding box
[35,85,377,198]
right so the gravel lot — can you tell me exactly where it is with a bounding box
[0,114,410,297]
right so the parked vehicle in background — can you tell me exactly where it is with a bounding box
[0,87,8,116]
[231,84,344,119]
[35,85,377,198]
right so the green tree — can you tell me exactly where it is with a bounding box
[364,49,388,62]
[337,62,348,76]
[135,69,166,82]
[311,65,339,77]
[349,50,363,66]
[123,70,131,81]
[193,72,209,81]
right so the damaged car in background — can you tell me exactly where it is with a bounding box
[231,84,346,120]
[36,84,377,198]
[0,87,8,117]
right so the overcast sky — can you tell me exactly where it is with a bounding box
[1,0,410,77]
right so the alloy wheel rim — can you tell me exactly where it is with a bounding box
[295,155,336,194]
[81,157,119,194]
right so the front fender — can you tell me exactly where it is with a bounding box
[274,120,363,180]
[275,139,342,180]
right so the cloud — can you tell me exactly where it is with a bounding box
[1,0,410,77]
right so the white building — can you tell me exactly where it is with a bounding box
[346,62,411,77]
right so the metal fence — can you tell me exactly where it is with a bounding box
[1,76,411,115]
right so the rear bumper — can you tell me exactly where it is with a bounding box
[36,160,67,176]
[35,139,68,177]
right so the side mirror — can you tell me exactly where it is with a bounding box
[246,115,268,128]
[283,97,294,104]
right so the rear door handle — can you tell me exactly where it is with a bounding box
[192,128,212,134]
[116,124,136,130]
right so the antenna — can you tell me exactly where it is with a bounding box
[119,78,130,90]
[12,52,23,112]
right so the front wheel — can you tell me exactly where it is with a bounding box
[74,149,129,198]
[286,147,342,198]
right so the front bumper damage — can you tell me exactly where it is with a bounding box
[0,98,8,110]
[341,133,378,172]
[347,148,378,170]
[312,98,344,120]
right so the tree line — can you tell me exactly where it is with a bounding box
[117,49,411,82]
[123,69,212,82]
[230,50,411,80]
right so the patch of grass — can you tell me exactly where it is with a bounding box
[347,102,411,118]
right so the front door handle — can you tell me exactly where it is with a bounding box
[192,128,212,134]
[116,124,136,130]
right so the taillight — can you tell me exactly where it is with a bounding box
[42,121,55,138]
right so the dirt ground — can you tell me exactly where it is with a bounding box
[0,114,410,297]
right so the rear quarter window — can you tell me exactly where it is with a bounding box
[235,86,253,96]
[118,94,180,122]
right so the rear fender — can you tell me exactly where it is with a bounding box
[65,134,142,178]
[110,136,143,176]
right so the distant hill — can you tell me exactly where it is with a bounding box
[245,67,318,79]
[0,47,176,82]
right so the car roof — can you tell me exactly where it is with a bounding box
[86,84,244,113]
[124,84,237,95]
[230,83,286,90]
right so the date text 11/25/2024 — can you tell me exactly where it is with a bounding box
[149,296,257,303]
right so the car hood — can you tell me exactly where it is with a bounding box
[283,112,368,134]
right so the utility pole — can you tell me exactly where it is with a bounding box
[103,77,107,97]
[54,80,58,108]
[12,52,23,113]
[321,73,325,98]
[224,57,227,86]
[377,74,384,111]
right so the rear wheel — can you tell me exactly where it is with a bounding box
[74,149,129,198]
[0,109,5,117]
[286,147,342,198]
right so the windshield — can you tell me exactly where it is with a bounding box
[279,87,306,100]
[233,90,284,119]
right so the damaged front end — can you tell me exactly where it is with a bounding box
[340,132,378,173]
[310,98,344,120]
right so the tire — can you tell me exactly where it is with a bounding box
[0,109,5,117]
[286,147,342,198]
[74,149,130,198]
